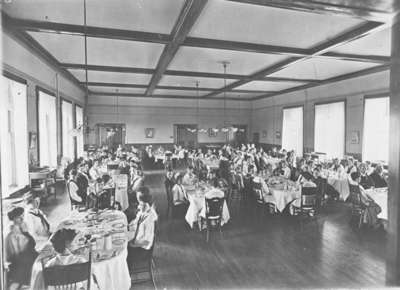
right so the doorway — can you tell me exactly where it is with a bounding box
[97,123,126,151]
[228,125,248,146]
[174,124,198,149]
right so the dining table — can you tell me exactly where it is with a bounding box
[184,182,230,228]
[30,209,131,290]
[200,158,220,170]
[325,171,350,201]
[365,187,388,220]
[263,177,301,213]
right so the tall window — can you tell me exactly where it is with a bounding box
[363,97,389,163]
[62,99,74,161]
[314,101,345,159]
[0,75,29,197]
[75,105,84,158]
[38,89,57,167]
[282,106,303,155]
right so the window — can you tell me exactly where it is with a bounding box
[75,105,84,158]
[0,75,29,197]
[314,101,345,159]
[282,106,303,155]
[38,89,57,167]
[62,99,74,161]
[363,97,389,163]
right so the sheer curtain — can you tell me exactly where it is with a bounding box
[75,105,84,158]
[363,97,389,163]
[62,100,74,161]
[39,90,57,167]
[0,76,29,197]
[314,101,345,159]
[282,106,303,155]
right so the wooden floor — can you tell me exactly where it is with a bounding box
[42,171,386,289]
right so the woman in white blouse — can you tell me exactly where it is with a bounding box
[127,187,158,273]
[172,174,188,205]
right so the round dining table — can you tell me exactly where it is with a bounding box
[30,209,131,290]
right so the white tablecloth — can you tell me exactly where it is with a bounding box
[366,188,388,220]
[185,186,230,228]
[327,176,350,201]
[30,210,131,290]
[265,183,301,212]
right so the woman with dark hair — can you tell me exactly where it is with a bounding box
[67,169,85,209]
[46,229,86,267]
[5,207,38,289]
[349,172,382,228]
[127,187,158,273]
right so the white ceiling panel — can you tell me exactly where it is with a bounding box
[236,80,305,91]
[169,46,288,75]
[153,89,210,97]
[3,0,185,34]
[269,58,379,80]
[2,0,84,24]
[68,70,151,84]
[159,75,237,89]
[190,0,364,49]
[89,86,146,94]
[332,28,391,56]
[28,32,84,63]
[87,38,164,68]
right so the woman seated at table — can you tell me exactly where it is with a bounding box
[216,177,229,199]
[24,193,51,250]
[349,172,382,229]
[330,158,345,174]
[5,207,38,290]
[131,169,145,193]
[45,229,86,267]
[369,164,388,188]
[359,163,375,189]
[67,169,85,208]
[127,187,158,273]
[182,166,198,187]
[89,159,102,180]
[274,160,291,179]
[172,174,189,205]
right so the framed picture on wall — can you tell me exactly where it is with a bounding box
[275,131,281,139]
[350,130,359,144]
[262,130,267,138]
[145,128,155,138]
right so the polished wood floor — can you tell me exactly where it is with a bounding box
[42,170,386,289]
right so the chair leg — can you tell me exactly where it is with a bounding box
[206,227,210,243]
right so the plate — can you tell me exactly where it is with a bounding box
[112,239,125,246]
[111,222,125,229]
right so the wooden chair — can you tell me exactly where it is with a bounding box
[204,197,224,242]
[293,187,318,229]
[253,179,275,218]
[41,252,92,290]
[317,178,328,209]
[130,223,157,286]
[228,173,243,213]
[349,184,365,229]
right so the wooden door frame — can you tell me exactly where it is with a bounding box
[96,123,126,147]
[173,124,198,148]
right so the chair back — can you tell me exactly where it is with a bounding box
[301,187,317,209]
[317,178,327,197]
[252,180,264,203]
[205,197,224,219]
[349,184,362,206]
[42,252,91,290]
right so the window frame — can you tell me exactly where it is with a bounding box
[36,86,57,166]
[281,104,304,156]
[1,71,29,196]
[362,92,389,162]
[60,97,74,160]
[75,104,84,160]
[313,99,347,158]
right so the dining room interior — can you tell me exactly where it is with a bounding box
[1,0,400,289]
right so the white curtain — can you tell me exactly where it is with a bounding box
[62,100,74,161]
[363,97,389,163]
[0,76,29,197]
[282,106,303,156]
[75,105,84,158]
[314,101,345,159]
[39,90,57,167]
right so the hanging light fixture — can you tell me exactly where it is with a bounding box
[197,81,207,133]
[220,61,230,133]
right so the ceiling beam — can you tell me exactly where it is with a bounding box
[12,17,390,64]
[2,14,86,92]
[252,63,390,100]
[145,0,209,95]
[62,63,320,83]
[204,21,387,98]
[226,0,396,22]
[82,81,275,94]
[89,92,248,101]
